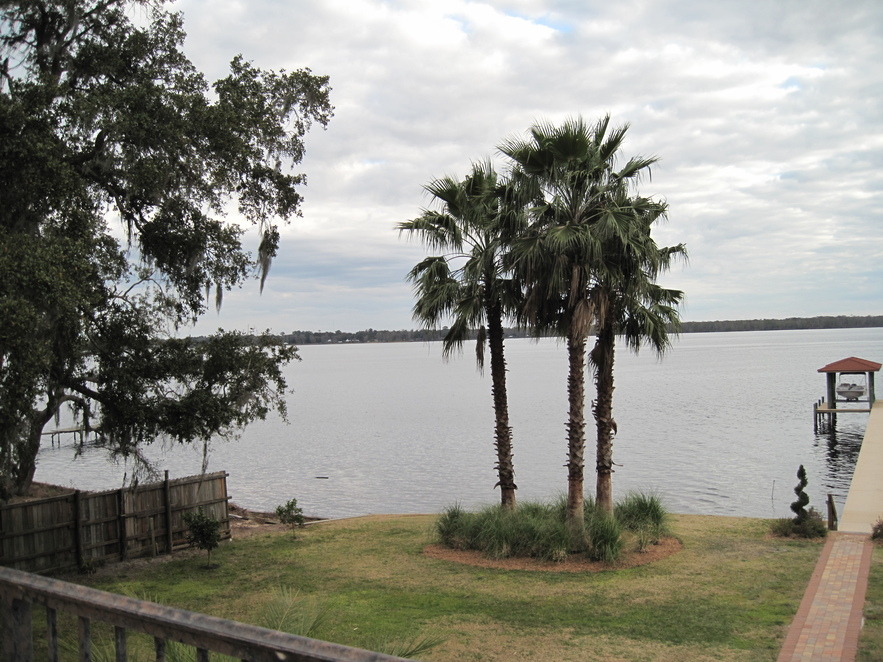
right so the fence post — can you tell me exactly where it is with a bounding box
[164,471,174,554]
[1,595,34,660]
[73,490,83,569]
[117,489,128,561]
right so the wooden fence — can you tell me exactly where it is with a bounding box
[0,472,230,574]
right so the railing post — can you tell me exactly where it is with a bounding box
[114,625,127,661]
[78,615,91,662]
[827,493,838,531]
[2,594,34,660]
[47,606,59,662]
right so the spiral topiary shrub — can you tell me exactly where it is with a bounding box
[771,465,827,538]
[790,465,810,523]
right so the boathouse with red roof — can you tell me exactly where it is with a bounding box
[817,356,880,410]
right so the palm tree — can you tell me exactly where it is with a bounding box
[500,115,661,532]
[588,190,686,514]
[398,161,525,509]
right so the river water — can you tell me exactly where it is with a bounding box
[35,327,883,520]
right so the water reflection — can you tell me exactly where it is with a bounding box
[813,419,866,505]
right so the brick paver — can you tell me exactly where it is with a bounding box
[777,532,873,662]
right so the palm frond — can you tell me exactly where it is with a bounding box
[397,211,463,252]
[474,325,487,373]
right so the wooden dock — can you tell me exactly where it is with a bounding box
[813,399,872,432]
[839,400,883,533]
[814,403,872,414]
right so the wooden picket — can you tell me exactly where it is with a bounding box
[0,472,230,573]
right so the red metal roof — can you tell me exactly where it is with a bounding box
[817,356,882,373]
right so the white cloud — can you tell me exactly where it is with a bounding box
[176,0,883,332]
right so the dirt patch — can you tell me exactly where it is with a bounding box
[228,503,288,538]
[228,502,324,539]
[423,536,682,572]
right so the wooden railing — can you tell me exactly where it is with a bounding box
[0,565,410,661]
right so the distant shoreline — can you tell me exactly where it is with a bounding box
[241,314,883,346]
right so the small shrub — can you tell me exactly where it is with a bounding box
[872,517,883,541]
[275,498,306,535]
[770,518,796,537]
[794,508,828,538]
[771,507,827,539]
[183,509,221,567]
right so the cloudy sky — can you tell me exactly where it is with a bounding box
[174,0,882,335]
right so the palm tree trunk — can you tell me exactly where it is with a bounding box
[565,331,587,532]
[487,302,516,510]
[592,319,617,515]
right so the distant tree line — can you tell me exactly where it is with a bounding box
[274,315,881,345]
[277,327,538,345]
[677,314,883,333]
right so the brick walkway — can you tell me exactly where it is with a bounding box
[777,532,873,662]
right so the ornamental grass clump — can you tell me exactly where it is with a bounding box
[586,511,623,563]
[437,502,572,561]
[615,492,670,551]
[435,493,669,563]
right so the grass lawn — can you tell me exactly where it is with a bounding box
[53,513,867,661]
[859,543,883,661]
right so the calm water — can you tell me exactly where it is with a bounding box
[35,328,883,520]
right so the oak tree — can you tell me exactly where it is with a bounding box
[0,0,333,497]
